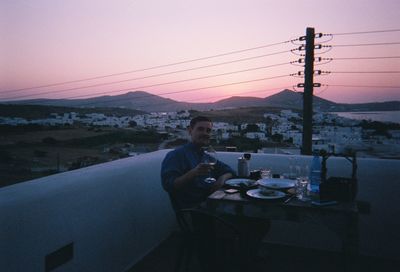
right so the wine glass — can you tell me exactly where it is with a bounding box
[202,146,217,183]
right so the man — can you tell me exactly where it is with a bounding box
[161,116,234,209]
[161,116,269,270]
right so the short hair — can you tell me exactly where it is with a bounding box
[190,116,212,128]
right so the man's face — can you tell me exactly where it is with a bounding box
[188,121,212,147]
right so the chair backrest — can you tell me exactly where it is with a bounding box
[176,208,243,271]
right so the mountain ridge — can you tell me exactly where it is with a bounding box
[1,89,399,112]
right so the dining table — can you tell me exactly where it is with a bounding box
[202,179,360,269]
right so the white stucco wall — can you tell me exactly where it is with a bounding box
[0,150,176,272]
[1,151,399,272]
[217,152,400,260]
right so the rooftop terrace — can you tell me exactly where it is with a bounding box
[1,150,399,271]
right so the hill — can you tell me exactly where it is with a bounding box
[214,89,339,111]
[2,89,399,113]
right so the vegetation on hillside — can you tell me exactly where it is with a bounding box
[0,104,144,119]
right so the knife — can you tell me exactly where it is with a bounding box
[284,195,296,204]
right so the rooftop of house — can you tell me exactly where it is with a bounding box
[1,150,399,271]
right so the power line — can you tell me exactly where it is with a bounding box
[138,86,294,109]
[2,49,293,98]
[126,86,295,110]
[329,56,400,60]
[329,71,400,74]
[6,62,293,100]
[329,42,400,47]
[8,62,293,100]
[74,74,294,107]
[1,39,297,93]
[327,29,400,36]
[323,84,400,88]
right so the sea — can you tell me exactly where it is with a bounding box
[330,111,400,124]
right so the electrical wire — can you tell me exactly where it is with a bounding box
[331,56,400,60]
[329,71,400,74]
[330,42,400,47]
[314,85,330,96]
[4,28,399,108]
[144,85,294,106]
[1,40,297,93]
[68,74,294,107]
[6,62,293,100]
[121,86,296,110]
[145,85,294,109]
[327,29,400,36]
[1,50,293,98]
[323,84,400,88]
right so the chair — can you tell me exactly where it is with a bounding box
[174,208,243,272]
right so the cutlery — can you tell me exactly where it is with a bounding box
[284,195,296,204]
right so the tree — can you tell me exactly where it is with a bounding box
[271,133,283,143]
[245,124,260,132]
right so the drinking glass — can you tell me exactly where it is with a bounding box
[260,169,272,179]
[295,177,309,201]
[287,156,297,179]
[295,164,309,179]
[202,146,217,183]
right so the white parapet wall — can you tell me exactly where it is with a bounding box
[0,150,176,272]
[1,150,399,272]
[218,152,400,260]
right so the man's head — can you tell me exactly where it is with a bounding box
[188,116,212,147]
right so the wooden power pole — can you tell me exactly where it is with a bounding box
[301,27,315,155]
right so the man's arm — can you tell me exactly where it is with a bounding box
[172,163,211,191]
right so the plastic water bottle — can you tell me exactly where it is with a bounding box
[309,151,322,193]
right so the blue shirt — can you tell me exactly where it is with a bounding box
[161,143,235,209]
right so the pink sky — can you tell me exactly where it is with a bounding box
[1,0,399,104]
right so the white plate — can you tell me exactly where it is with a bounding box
[257,178,295,189]
[246,189,286,200]
[225,178,256,188]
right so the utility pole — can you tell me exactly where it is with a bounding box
[301,27,315,155]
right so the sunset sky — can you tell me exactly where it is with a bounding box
[1,0,399,104]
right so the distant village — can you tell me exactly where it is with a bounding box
[1,108,399,159]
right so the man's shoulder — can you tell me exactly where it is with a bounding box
[165,143,190,159]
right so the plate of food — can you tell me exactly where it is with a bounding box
[246,189,286,200]
[225,178,257,188]
[257,178,295,190]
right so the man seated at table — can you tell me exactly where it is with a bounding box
[161,116,269,270]
[161,115,234,209]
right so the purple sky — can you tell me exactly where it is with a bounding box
[1,0,399,103]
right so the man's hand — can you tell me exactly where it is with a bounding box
[173,163,213,191]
